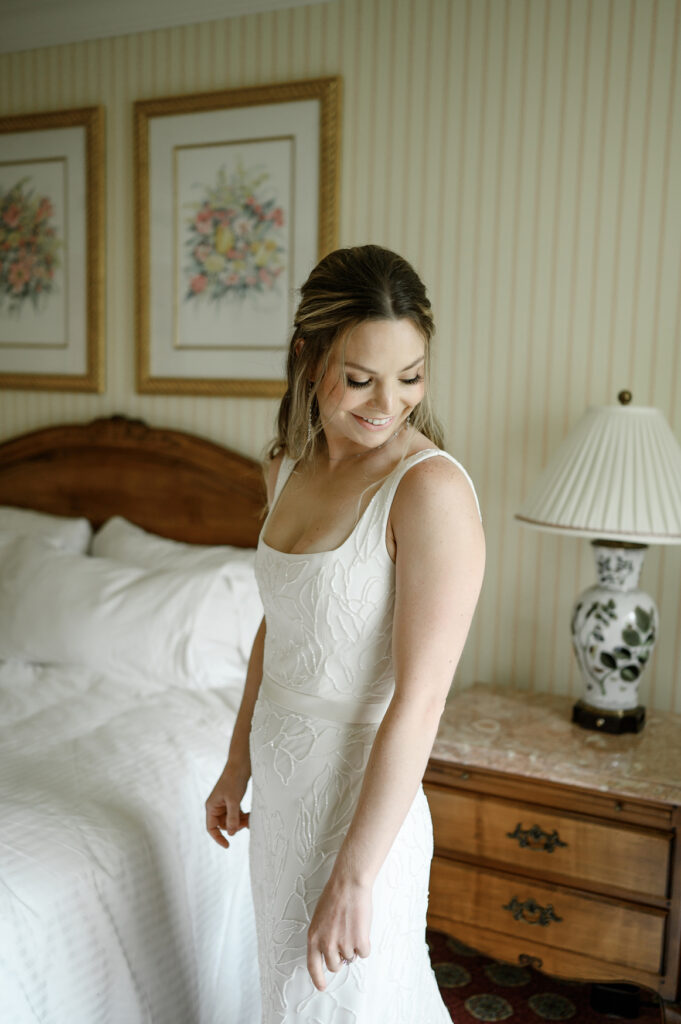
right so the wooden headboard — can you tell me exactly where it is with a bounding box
[0,415,267,547]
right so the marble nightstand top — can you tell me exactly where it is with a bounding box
[432,684,681,806]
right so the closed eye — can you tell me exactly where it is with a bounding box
[346,373,424,389]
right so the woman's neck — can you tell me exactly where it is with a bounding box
[321,422,409,466]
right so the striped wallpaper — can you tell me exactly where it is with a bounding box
[1,0,680,711]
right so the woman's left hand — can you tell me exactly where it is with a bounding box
[306,872,372,991]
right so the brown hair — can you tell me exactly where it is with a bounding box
[268,244,444,460]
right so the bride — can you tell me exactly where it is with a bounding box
[206,244,485,1023]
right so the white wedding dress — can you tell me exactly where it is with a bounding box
[249,449,480,1024]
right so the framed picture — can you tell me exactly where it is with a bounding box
[135,76,341,397]
[0,107,105,392]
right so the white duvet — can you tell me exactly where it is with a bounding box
[0,659,260,1024]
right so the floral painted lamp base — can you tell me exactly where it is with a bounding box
[570,541,657,734]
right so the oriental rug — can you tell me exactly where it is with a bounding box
[428,929,666,1023]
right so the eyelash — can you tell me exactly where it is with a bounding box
[346,374,424,390]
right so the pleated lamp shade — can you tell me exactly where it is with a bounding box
[515,401,681,545]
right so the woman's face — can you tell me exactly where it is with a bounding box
[315,318,426,452]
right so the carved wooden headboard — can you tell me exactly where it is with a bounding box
[0,415,266,547]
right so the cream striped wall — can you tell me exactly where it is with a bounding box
[2,0,681,710]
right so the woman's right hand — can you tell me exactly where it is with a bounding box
[205,760,251,849]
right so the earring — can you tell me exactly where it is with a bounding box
[307,381,315,444]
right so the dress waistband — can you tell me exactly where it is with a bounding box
[260,676,391,725]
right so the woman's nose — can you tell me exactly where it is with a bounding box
[370,381,394,413]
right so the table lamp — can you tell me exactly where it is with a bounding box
[515,391,681,733]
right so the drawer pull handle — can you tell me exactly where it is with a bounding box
[518,953,544,970]
[503,896,563,927]
[507,823,567,853]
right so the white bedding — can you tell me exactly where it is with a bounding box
[0,658,260,1024]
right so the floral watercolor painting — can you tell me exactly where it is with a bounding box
[136,78,339,393]
[183,160,286,306]
[0,177,61,314]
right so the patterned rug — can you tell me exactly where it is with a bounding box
[428,930,665,1022]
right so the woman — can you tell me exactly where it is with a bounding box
[206,244,485,1023]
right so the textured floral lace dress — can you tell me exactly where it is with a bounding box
[249,448,480,1024]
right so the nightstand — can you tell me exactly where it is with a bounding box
[424,684,681,1013]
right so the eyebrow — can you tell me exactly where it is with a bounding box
[345,355,425,375]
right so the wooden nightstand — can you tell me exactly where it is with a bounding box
[424,684,681,1014]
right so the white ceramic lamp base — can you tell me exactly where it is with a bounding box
[570,542,657,733]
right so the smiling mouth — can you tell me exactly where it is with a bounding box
[354,414,394,427]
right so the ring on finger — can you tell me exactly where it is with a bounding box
[339,951,357,965]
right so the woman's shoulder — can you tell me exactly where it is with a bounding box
[392,441,482,524]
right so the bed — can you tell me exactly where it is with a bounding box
[0,414,267,1024]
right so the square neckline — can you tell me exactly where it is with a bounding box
[259,449,441,559]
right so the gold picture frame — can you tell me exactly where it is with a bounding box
[135,76,341,397]
[0,106,105,392]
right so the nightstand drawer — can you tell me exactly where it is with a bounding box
[430,857,666,976]
[426,785,671,899]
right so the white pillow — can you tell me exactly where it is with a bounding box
[0,505,91,553]
[91,515,253,572]
[0,535,248,689]
[92,516,263,682]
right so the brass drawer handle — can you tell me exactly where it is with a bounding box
[507,822,567,853]
[503,896,563,927]
[518,953,544,970]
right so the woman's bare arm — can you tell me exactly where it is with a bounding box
[306,456,485,988]
[204,454,282,849]
[203,615,265,847]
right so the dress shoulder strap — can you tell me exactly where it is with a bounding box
[381,449,482,523]
[271,453,296,505]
